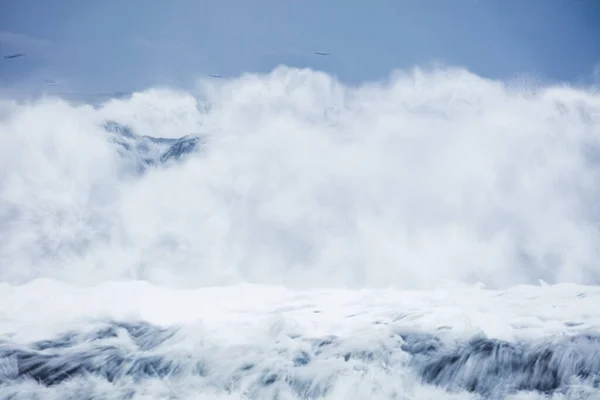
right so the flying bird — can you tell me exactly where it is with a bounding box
[209,74,224,78]
[313,51,330,56]
[3,53,25,59]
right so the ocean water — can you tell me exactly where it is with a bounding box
[1,66,600,399]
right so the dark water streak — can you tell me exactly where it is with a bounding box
[0,320,599,399]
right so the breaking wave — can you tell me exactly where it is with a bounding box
[3,66,600,398]
[2,66,600,289]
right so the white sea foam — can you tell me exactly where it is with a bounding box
[2,66,600,289]
[2,66,600,398]
[0,280,598,399]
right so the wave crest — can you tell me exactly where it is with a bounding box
[1,66,600,289]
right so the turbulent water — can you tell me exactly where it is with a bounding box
[2,66,600,398]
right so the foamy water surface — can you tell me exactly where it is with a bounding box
[1,67,600,398]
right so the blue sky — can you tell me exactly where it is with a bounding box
[1,0,599,96]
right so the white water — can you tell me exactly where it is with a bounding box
[2,66,600,399]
